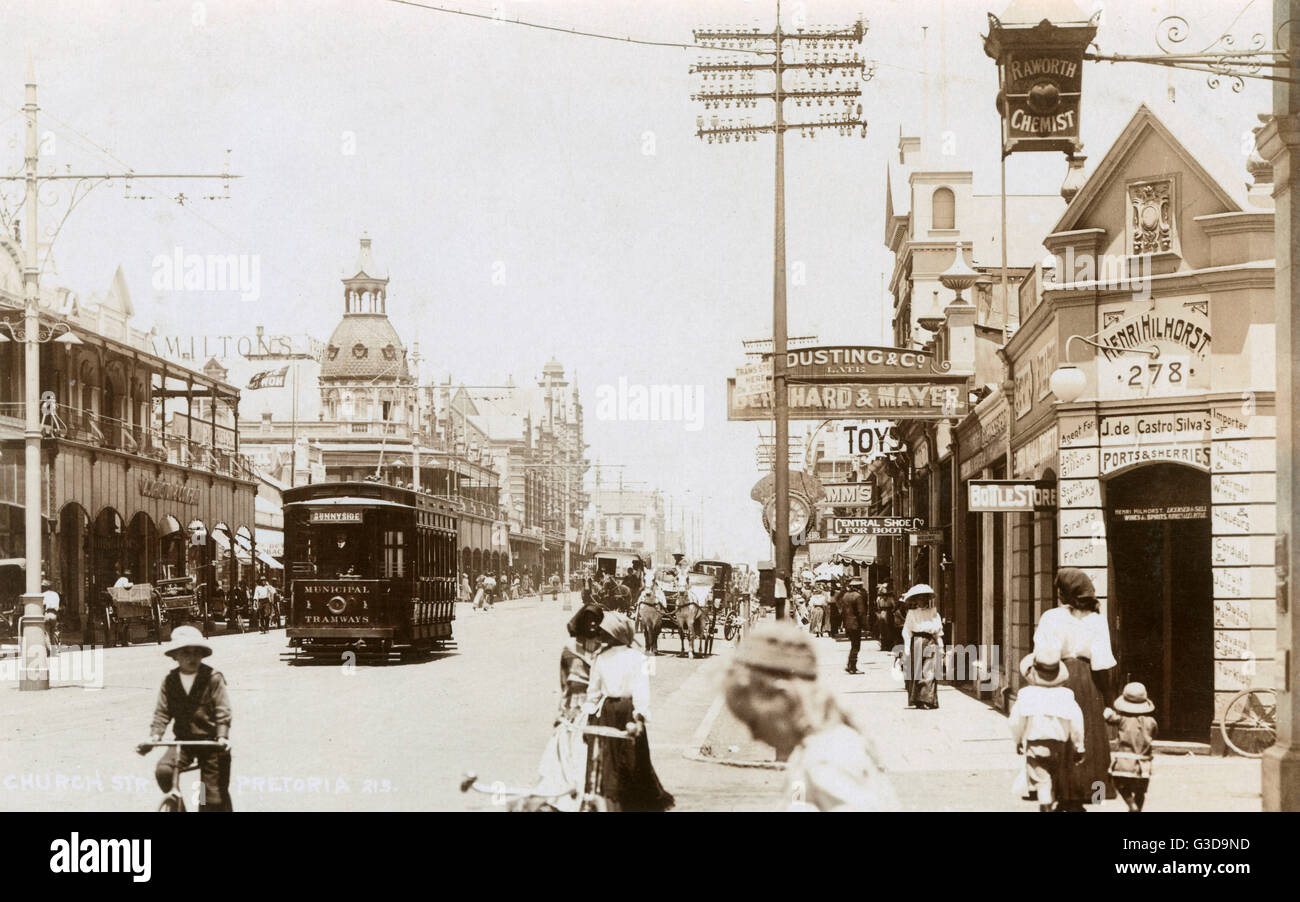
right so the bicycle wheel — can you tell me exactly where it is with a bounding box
[1220,688,1277,758]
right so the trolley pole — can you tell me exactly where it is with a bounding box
[692,6,872,615]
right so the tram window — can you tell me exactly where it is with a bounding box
[309,524,374,578]
[381,529,405,578]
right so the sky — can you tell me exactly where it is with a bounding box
[0,0,1273,563]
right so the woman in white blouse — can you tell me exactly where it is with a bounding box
[1032,568,1117,811]
[900,584,944,709]
[584,612,674,811]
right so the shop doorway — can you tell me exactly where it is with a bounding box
[1106,464,1213,741]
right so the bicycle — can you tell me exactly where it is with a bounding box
[136,740,227,811]
[461,725,632,811]
[1219,687,1277,758]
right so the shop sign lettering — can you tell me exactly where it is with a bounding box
[139,477,199,505]
[1099,443,1211,474]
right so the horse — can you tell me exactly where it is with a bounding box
[675,585,711,659]
[636,585,665,656]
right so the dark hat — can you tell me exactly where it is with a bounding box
[1055,568,1098,609]
[566,604,604,640]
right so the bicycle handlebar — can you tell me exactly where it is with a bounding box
[138,740,226,750]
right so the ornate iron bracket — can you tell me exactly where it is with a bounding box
[1084,12,1299,92]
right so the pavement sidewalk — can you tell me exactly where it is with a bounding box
[694,629,1262,812]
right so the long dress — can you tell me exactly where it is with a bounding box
[1033,605,1117,806]
[902,606,943,709]
[533,641,593,811]
[585,644,674,812]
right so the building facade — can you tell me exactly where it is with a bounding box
[0,248,257,642]
[995,105,1277,743]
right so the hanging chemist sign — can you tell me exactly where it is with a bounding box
[984,12,1099,155]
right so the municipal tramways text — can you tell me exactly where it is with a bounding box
[282,481,459,664]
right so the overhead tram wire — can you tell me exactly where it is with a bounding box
[381,0,769,54]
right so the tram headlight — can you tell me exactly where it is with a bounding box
[327,595,348,615]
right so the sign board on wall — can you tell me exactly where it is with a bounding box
[1096,297,1211,400]
[727,379,969,421]
[968,479,1058,512]
[824,482,873,506]
[832,516,925,537]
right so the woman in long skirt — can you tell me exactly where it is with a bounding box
[1033,568,1116,810]
[900,584,943,709]
[531,604,605,810]
[584,612,674,812]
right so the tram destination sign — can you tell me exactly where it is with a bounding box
[832,516,925,537]
[727,378,968,421]
[968,480,1058,513]
[310,510,363,523]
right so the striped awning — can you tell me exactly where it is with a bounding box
[834,534,877,564]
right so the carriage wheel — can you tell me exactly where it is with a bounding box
[103,609,115,648]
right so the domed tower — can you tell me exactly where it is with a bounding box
[319,237,413,425]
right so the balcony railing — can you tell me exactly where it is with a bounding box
[1,402,256,481]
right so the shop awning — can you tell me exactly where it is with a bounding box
[834,534,877,564]
[806,540,842,566]
[255,527,284,558]
[212,529,253,563]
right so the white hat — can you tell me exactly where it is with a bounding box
[164,625,213,659]
[900,584,935,603]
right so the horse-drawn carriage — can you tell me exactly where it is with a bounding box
[635,560,736,658]
[104,576,200,646]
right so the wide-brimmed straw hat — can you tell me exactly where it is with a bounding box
[1113,682,1155,715]
[733,623,817,679]
[901,584,935,604]
[1019,649,1069,688]
[164,625,213,659]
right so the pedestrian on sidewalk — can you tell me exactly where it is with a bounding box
[137,625,233,811]
[808,582,828,636]
[254,578,273,634]
[1010,649,1084,812]
[900,584,942,710]
[826,578,843,639]
[1033,568,1116,811]
[472,575,490,612]
[583,612,675,812]
[840,577,868,674]
[875,582,899,653]
[1104,683,1157,812]
[773,569,790,621]
[721,623,900,811]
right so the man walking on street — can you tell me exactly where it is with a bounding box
[840,577,868,674]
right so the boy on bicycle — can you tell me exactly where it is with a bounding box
[136,625,233,811]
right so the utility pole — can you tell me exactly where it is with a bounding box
[692,5,871,613]
[5,59,237,690]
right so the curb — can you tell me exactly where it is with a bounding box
[680,691,787,771]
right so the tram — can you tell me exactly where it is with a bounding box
[282,480,459,662]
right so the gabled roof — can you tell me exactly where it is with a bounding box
[105,264,134,317]
[1050,103,1245,236]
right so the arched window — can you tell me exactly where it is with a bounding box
[932,187,955,230]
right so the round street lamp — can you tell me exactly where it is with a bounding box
[1048,364,1087,403]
